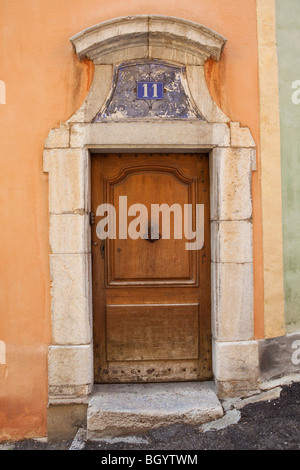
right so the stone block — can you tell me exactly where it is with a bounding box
[50,214,90,254]
[43,149,87,214]
[49,384,91,399]
[148,16,226,62]
[47,404,88,442]
[211,262,254,341]
[230,122,256,148]
[211,220,253,263]
[212,340,259,397]
[70,15,226,65]
[45,123,70,149]
[70,15,149,61]
[210,147,252,221]
[70,121,230,149]
[48,345,93,388]
[87,382,223,439]
[50,254,91,345]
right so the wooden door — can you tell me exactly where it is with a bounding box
[91,153,211,383]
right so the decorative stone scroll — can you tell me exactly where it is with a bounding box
[93,61,205,121]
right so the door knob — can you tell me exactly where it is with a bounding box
[144,222,161,242]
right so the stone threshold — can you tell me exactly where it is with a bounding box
[87,381,224,440]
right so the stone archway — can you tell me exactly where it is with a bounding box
[44,16,259,430]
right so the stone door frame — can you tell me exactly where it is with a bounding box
[44,15,259,406]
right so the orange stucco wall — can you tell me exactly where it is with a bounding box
[0,0,262,440]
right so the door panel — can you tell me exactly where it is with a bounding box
[106,304,199,361]
[106,166,197,285]
[91,153,211,383]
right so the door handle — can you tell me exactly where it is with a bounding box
[143,222,161,242]
[145,235,161,242]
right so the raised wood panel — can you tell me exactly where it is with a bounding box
[106,166,197,286]
[106,304,199,361]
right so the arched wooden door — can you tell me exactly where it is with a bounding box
[91,153,211,383]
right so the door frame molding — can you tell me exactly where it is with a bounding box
[44,16,258,406]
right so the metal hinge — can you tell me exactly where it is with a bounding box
[89,212,95,225]
[100,240,105,259]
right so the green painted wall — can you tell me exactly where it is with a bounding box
[276,0,300,332]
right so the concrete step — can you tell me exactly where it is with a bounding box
[87,381,224,440]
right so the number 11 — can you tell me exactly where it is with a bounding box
[142,83,159,98]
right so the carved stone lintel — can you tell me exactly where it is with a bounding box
[70,15,227,65]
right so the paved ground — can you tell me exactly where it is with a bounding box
[1,382,300,451]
